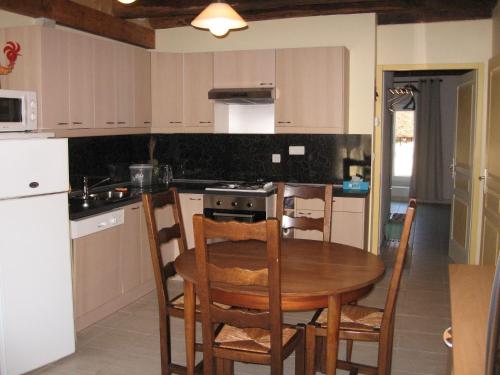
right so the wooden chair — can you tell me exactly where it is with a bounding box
[193,214,305,375]
[142,188,204,375]
[305,199,417,375]
[276,183,333,242]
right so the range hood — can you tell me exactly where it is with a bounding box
[208,87,275,104]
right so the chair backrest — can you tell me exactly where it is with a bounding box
[382,199,417,329]
[193,215,283,359]
[142,188,188,310]
[276,182,333,242]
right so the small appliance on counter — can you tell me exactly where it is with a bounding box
[129,163,153,187]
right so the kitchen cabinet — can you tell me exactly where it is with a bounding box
[73,203,155,331]
[183,52,214,128]
[331,196,368,250]
[292,195,368,249]
[93,38,117,128]
[214,49,275,88]
[115,43,134,127]
[179,193,203,249]
[151,52,183,128]
[134,47,152,128]
[275,47,349,133]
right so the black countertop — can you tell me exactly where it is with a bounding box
[69,181,370,220]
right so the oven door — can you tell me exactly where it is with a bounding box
[204,208,266,223]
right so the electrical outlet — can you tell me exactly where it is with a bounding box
[272,154,281,163]
[289,146,305,155]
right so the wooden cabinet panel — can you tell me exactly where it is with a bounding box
[68,32,93,129]
[93,38,117,128]
[120,204,142,293]
[275,47,348,132]
[73,226,122,317]
[139,204,154,283]
[179,193,203,249]
[151,52,183,128]
[331,211,365,249]
[332,197,364,213]
[115,43,134,127]
[183,52,214,128]
[214,49,275,88]
[134,47,152,128]
[40,27,70,129]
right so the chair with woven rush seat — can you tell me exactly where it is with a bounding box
[305,199,417,375]
[276,183,333,242]
[193,214,305,375]
[142,188,204,375]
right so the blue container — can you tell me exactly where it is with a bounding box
[342,181,369,191]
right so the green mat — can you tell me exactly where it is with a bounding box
[385,213,405,241]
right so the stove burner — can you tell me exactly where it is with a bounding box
[205,182,274,193]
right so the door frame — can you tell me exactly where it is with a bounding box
[371,63,485,264]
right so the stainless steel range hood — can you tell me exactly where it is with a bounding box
[208,87,275,104]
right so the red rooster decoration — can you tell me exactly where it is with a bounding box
[0,41,21,75]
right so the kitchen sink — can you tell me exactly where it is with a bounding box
[69,188,131,208]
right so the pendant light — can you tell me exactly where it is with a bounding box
[191,1,247,37]
[117,0,136,3]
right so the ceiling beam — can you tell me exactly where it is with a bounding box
[0,0,155,48]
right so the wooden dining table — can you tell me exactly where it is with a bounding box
[174,238,385,375]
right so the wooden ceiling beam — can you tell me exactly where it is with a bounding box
[0,0,155,48]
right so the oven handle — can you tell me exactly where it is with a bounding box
[212,212,255,219]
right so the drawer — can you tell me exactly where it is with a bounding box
[332,197,365,213]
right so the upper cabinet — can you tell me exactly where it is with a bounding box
[151,52,214,131]
[134,47,152,128]
[183,52,214,128]
[213,50,275,88]
[275,47,349,133]
[151,52,183,128]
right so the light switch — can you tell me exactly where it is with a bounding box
[272,154,281,163]
[289,146,305,155]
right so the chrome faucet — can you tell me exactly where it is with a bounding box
[82,176,111,200]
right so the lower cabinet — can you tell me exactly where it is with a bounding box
[292,196,369,249]
[72,202,155,331]
[179,193,204,249]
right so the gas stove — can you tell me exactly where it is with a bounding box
[205,181,274,194]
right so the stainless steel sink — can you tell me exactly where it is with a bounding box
[70,189,131,207]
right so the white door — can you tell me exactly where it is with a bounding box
[449,71,477,263]
[480,56,500,265]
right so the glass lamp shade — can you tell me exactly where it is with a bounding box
[117,0,137,4]
[191,2,247,37]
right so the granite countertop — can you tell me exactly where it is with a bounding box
[69,180,370,220]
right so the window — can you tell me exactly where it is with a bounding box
[393,110,415,178]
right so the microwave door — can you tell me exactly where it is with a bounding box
[0,98,22,122]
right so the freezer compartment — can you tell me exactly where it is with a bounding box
[0,138,69,200]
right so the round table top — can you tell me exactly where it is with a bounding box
[175,239,385,309]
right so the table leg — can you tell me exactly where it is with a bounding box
[326,294,341,375]
[184,281,196,375]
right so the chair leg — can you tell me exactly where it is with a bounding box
[346,339,354,362]
[159,314,172,375]
[305,324,317,375]
[295,325,305,375]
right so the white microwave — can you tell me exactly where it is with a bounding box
[0,89,37,132]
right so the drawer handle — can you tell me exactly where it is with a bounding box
[189,198,201,201]
[57,122,69,126]
[143,121,151,124]
[199,121,212,124]
[106,121,115,124]
[443,327,452,348]
[117,121,126,124]
[72,121,83,125]
[277,121,291,124]
[131,206,140,210]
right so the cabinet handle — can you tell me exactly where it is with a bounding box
[131,206,140,210]
[189,197,201,201]
[259,82,273,86]
[72,121,83,125]
[169,121,182,124]
[175,121,182,124]
[143,121,151,124]
[277,121,291,124]
[443,327,452,348]
[117,121,126,125]
[56,122,69,126]
[106,121,115,124]
[199,121,212,124]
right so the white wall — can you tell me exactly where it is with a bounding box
[0,10,35,28]
[155,14,377,135]
[493,2,500,56]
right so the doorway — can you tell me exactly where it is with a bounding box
[378,68,477,263]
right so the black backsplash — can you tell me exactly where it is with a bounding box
[68,133,371,188]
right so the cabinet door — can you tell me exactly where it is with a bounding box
[134,47,152,128]
[214,49,275,88]
[40,27,70,129]
[115,43,134,127]
[93,38,117,128]
[275,47,348,132]
[183,52,214,128]
[68,32,93,129]
[179,193,203,249]
[120,204,142,293]
[151,52,183,128]
[73,226,122,317]
[331,211,364,249]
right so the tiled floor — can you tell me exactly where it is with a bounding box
[31,203,452,375]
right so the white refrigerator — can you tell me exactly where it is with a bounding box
[0,137,75,374]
